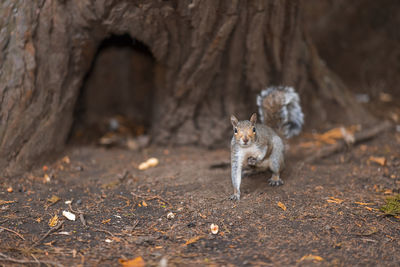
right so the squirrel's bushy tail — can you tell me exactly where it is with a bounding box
[257,86,304,138]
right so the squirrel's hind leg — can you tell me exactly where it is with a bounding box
[268,173,283,186]
[268,136,285,186]
[268,158,284,186]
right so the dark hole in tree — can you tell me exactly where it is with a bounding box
[70,34,155,146]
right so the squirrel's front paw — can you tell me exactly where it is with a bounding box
[268,177,284,186]
[247,157,257,167]
[229,193,240,201]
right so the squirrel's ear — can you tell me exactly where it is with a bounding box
[250,113,257,125]
[231,115,238,127]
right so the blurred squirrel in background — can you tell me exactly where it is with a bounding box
[230,86,304,200]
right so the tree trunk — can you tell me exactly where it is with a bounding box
[0,0,370,176]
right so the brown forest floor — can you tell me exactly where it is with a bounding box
[1,104,400,266]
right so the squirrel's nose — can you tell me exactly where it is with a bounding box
[243,137,249,144]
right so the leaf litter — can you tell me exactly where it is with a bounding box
[1,126,400,266]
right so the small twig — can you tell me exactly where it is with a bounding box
[68,200,78,213]
[118,170,130,182]
[304,121,392,163]
[0,252,63,267]
[146,196,171,206]
[79,213,87,227]
[115,195,131,209]
[132,219,140,230]
[32,221,64,247]
[0,226,25,240]
[0,219,9,224]
[67,201,87,227]
[130,192,145,199]
[31,253,40,265]
[92,227,115,237]
[131,192,171,207]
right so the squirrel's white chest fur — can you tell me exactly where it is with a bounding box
[237,144,265,162]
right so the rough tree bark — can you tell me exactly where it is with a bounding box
[0,0,370,176]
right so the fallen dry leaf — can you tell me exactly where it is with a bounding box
[315,127,344,142]
[327,197,344,204]
[379,92,392,102]
[277,201,287,211]
[384,189,393,195]
[43,174,51,183]
[99,133,118,146]
[198,213,207,219]
[361,227,378,236]
[369,156,386,166]
[102,218,111,224]
[49,214,59,227]
[119,257,145,267]
[313,126,359,145]
[62,156,70,164]
[184,236,204,246]
[299,254,324,262]
[318,137,337,145]
[365,206,379,212]
[0,200,15,205]
[47,195,60,204]
[112,236,121,242]
[299,141,320,148]
[310,166,317,172]
[355,202,375,206]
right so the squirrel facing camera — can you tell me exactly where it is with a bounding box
[231,113,257,147]
[229,86,304,201]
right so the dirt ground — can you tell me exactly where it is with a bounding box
[1,109,400,266]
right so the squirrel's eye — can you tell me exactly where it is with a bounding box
[234,128,238,134]
[253,127,256,133]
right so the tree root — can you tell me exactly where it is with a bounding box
[304,121,393,163]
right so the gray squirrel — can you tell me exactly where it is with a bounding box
[230,86,304,200]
